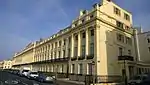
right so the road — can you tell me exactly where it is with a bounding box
[0,70,84,85]
[0,70,54,85]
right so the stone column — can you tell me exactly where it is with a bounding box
[86,29,89,57]
[71,34,74,58]
[78,32,81,57]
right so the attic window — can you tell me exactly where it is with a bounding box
[82,19,85,23]
[82,10,86,14]
[90,15,94,19]
[114,7,121,16]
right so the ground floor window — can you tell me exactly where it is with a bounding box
[87,63,92,75]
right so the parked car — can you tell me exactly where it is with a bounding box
[20,69,30,77]
[35,73,55,83]
[27,71,39,79]
[12,69,20,75]
[138,73,150,85]
[128,74,148,85]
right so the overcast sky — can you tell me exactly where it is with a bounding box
[0,0,150,60]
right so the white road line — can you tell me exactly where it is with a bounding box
[22,82,28,85]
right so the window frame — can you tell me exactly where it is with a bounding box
[114,7,121,16]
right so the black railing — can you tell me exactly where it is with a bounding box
[30,72,123,84]
[71,56,77,61]
[69,74,123,83]
[31,57,70,64]
[78,55,85,60]
[87,54,94,59]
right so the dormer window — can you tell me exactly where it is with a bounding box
[82,10,86,14]
[75,23,77,27]
[82,19,85,23]
[124,13,130,21]
[90,15,94,19]
[114,7,121,16]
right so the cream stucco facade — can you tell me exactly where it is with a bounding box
[2,60,12,69]
[11,0,150,83]
[137,31,150,62]
[0,61,4,69]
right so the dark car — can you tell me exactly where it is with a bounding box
[13,70,20,75]
[139,73,150,85]
[35,73,55,83]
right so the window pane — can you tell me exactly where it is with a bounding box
[116,21,123,28]
[90,43,94,55]
[119,47,123,56]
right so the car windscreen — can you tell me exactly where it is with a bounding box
[22,70,29,72]
[31,72,38,74]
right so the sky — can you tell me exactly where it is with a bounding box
[0,0,150,60]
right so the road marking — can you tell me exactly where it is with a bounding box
[22,82,28,85]
[33,84,39,85]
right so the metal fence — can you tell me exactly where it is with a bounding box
[69,74,123,84]
[41,72,123,85]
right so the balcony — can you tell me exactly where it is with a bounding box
[71,56,77,61]
[87,54,94,59]
[78,55,85,60]
[118,55,134,61]
[53,57,70,62]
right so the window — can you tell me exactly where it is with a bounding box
[124,13,130,21]
[90,43,94,55]
[82,32,86,38]
[74,23,77,27]
[81,45,86,56]
[90,15,94,19]
[63,50,66,57]
[68,48,71,57]
[116,21,123,28]
[78,64,83,74]
[51,44,53,49]
[62,65,64,73]
[58,51,61,58]
[126,37,132,45]
[54,52,56,59]
[74,47,78,56]
[71,64,75,73]
[82,19,85,23]
[128,50,131,55]
[87,63,92,75]
[68,37,71,45]
[125,25,130,30]
[59,41,61,47]
[75,35,78,40]
[55,42,57,48]
[114,7,121,16]
[147,38,150,43]
[63,39,66,45]
[119,47,123,56]
[91,29,94,36]
[117,33,124,42]
[148,47,150,52]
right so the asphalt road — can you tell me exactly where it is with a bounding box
[0,70,54,85]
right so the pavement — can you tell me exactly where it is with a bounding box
[0,70,85,85]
